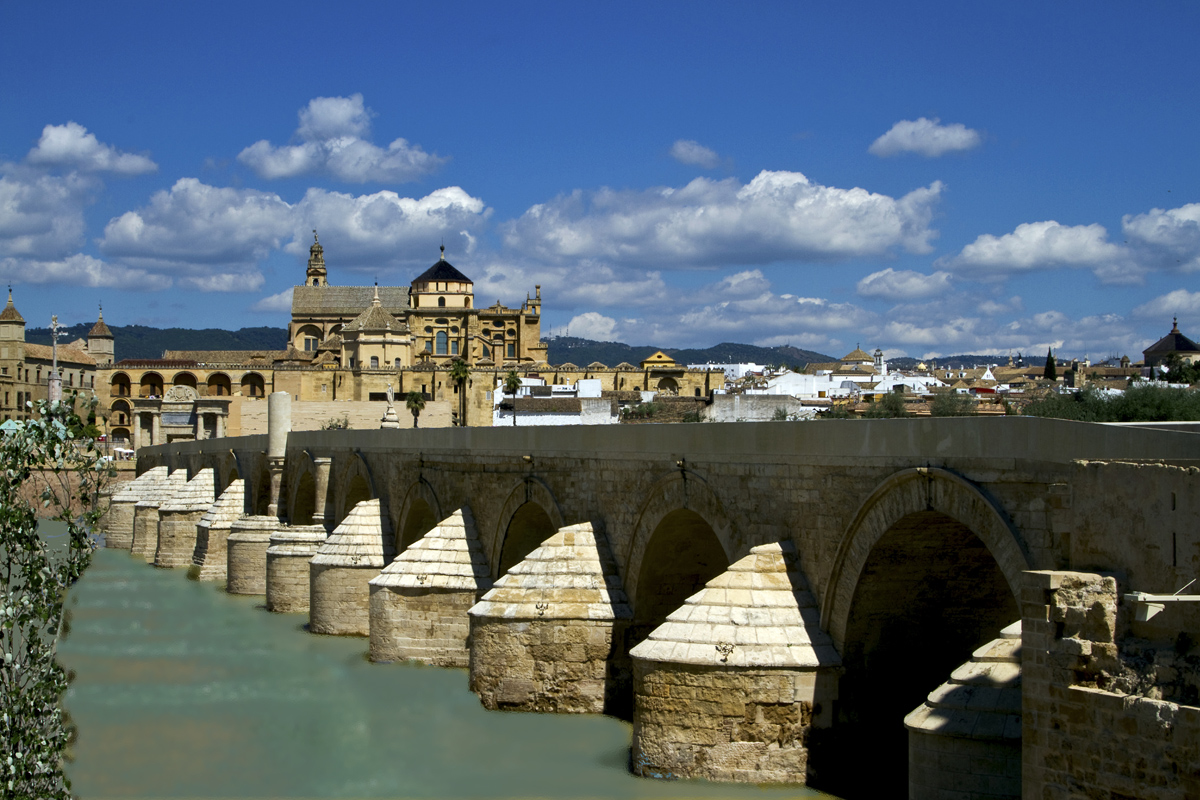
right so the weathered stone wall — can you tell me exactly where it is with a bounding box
[909,733,1020,800]
[703,394,814,422]
[265,526,325,613]
[104,500,136,549]
[469,618,625,714]
[130,506,161,562]
[154,510,204,568]
[368,587,476,666]
[632,660,825,783]
[240,399,452,434]
[1022,570,1200,799]
[309,564,374,635]
[226,517,277,595]
[192,519,230,581]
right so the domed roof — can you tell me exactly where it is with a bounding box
[841,345,873,362]
[412,246,472,286]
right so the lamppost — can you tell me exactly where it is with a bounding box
[48,314,63,403]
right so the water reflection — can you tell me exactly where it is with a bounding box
[60,548,833,798]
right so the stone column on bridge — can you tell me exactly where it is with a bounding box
[468,522,631,715]
[131,469,187,563]
[312,457,332,530]
[154,468,215,568]
[150,413,160,447]
[266,456,286,517]
[215,412,225,439]
[629,541,842,785]
[368,506,492,666]
[193,479,244,582]
[309,498,394,636]
[101,466,169,550]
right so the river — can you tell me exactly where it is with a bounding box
[58,543,833,798]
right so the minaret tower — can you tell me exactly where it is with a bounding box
[0,287,26,366]
[306,230,328,287]
[87,303,115,367]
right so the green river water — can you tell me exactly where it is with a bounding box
[57,541,832,799]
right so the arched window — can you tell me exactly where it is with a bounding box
[465,297,470,308]
[436,331,448,355]
[370,356,379,369]
[394,358,401,368]
[438,296,446,307]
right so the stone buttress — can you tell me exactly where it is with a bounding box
[368,507,491,666]
[131,469,187,562]
[227,516,281,595]
[191,479,245,581]
[154,468,216,568]
[468,522,631,714]
[309,499,394,635]
[102,466,169,550]
[266,524,329,613]
[905,621,1022,800]
[629,541,842,784]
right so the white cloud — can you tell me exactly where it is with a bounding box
[99,178,291,290]
[856,267,952,300]
[565,312,619,340]
[237,93,446,183]
[1122,203,1200,271]
[1132,289,1200,320]
[869,117,982,158]
[0,168,93,259]
[977,295,1023,316]
[288,185,489,270]
[669,139,720,169]
[503,170,943,267]
[26,122,157,175]
[942,220,1135,283]
[0,254,170,290]
[251,287,294,313]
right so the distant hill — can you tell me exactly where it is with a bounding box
[888,354,1049,369]
[545,336,836,370]
[26,324,288,362]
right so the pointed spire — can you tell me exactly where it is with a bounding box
[440,243,446,262]
[89,300,113,338]
[0,286,24,323]
[1172,315,1180,333]
[372,281,380,306]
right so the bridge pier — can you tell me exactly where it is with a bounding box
[191,479,244,581]
[629,542,841,784]
[226,516,279,595]
[468,522,631,714]
[309,498,393,636]
[103,466,168,550]
[131,470,186,562]
[154,468,215,568]
[265,524,328,613]
[368,507,491,666]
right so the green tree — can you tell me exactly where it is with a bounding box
[503,370,522,427]
[2,394,111,799]
[930,392,977,417]
[404,390,426,428]
[1162,352,1200,385]
[448,358,471,427]
[864,391,909,418]
[1043,348,1057,382]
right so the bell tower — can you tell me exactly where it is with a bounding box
[306,230,328,287]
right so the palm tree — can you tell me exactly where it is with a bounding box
[503,370,522,427]
[405,390,426,428]
[449,358,471,427]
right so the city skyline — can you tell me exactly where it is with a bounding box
[2,2,1198,361]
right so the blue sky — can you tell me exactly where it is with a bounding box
[3,1,1199,360]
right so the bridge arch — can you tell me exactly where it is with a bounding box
[288,458,317,526]
[395,477,443,552]
[820,467,1029,798]
[334,453,376,524]
[490,477,565,579]
[624,470,736,647]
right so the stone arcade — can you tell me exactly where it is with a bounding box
[108,407,1200,799]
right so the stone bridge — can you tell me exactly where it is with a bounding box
[130,415,1200,799]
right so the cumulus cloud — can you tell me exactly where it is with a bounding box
[252,287,294,313]
[503,170,943,268]
[287,185,488,270]
[0,168,93,259]
[565,312,619,340]
[1122,203,1200,271]
[26,122,157,175]
[856,267,952,300]
[669,139,720,169]
[0,254,170,290]
[869,117,982,158]
[941,220,1134,283]
[99,178,291,291]
[1132,289,1200,320]
[237,93,446,183]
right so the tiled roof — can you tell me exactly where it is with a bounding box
[343,303,406,333]
[413,258,472,285]
[88,313,113,338]
[370,507,491,591]
[0,291,23,323]
[841,348,873,362]
[629,540,841,668]
[292,285,410,316]
[310,498,394,568]
[1144,321,1200,356]
[23,343,96,366]
[160,468,216,513]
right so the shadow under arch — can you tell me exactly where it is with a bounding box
[489,477,565,580]
[395,477,443,552]
[816,467,1030,799]
[334,452,376,525]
